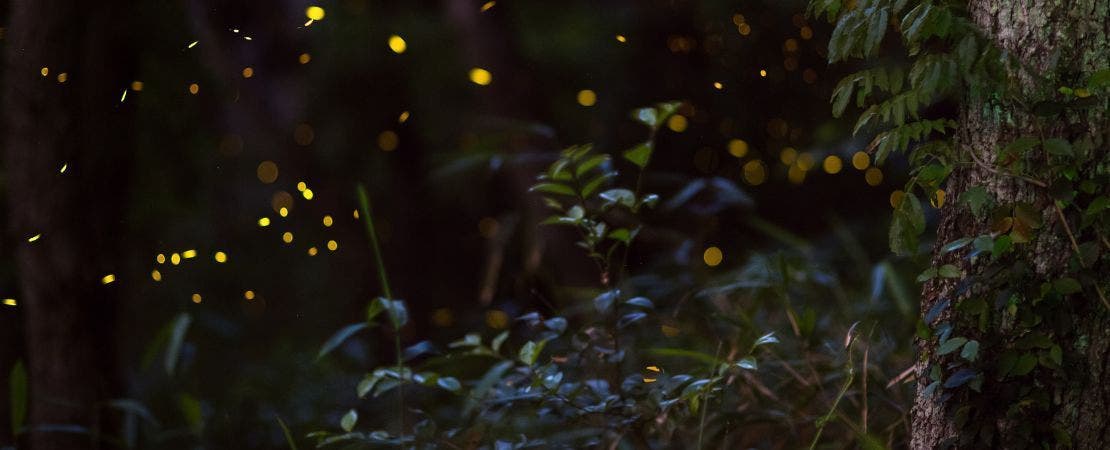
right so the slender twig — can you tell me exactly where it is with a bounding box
[966,149,1047,188]
[1052,203,1110,310]
[356,184,406,445]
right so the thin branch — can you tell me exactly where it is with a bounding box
[965,149,1047,188]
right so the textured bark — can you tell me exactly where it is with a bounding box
[2,0,136,448]
[911,0,1109,448]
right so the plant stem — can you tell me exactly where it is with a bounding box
[356,184,405,445]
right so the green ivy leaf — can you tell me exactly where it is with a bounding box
[1053,277,1082,295]
[530,182,576,196]
[937,336,967,355]
[518,340,546,366]
[960,186,990,218]
[960,340,979,362]
[938,264,961,278]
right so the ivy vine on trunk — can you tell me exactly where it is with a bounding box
[811,0,1109,448]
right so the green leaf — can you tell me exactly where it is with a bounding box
[581,171,617,197]
[624,297,654,309]
[529,182,576,196]
[960,186,990,217]
[623,142,653,168]
[916,267,938,282]
[937,337,967,355]
[735,357,758,370]
[10,360,27,436]
[599,189,636,208]
[178,393,203,434]
[275,415,299,450]
[753,332,779,347]
[960,340,980,362]
[1042,138,1072,157]
[1003,137,1039,155]
[436,377,461,392]
[518,340,546,366]
[1053,277,1082,295]
[165,313,192,375]
[1010,353,1038,377]
[937,264,961,278]
[593,289,619,314]
[317,323,369,361]
[491,330,510,353]
[576,154,609,177]
[941,237,973,254]
[340,409,358,432]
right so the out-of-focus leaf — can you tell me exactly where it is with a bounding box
[623,142,653,168]
[165,313,192,375]
[518,340,546,366]
[624,297,654,309]
[178,393,203,434]
[107,399,160,427]
[316,323,369,361]
[10,360,27,436]
[436,377,461,392]
[735,357,758,370]
[593,289,620,314]
[275,415,299,450]
[618,312,647,328]
[340,409,358,432]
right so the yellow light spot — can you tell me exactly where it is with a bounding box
[294,123,314,146]
[480,1,496,12]
[302,189,314,200]
[60,163,67,173]
[800,26,814,40]
[576,89,597,107]
[865,167,884,186]
[713,81,724,90]
[779,147,798,165]
[431,308,454,327]
[156,253,166,264]
[28,234,41,243]
[322,215,334,227]
[2,299,16,307]
[388,35,407,54]
[703,246,723,267]
[788,165,806,184]
[298,53,311,64]
[244,290,255,300]
[646,365,661,372]
[742,160,767,185]
[282,231,294,243]
[784,38,799,52]
[667,115,688,133]
[615,34,627,43]
[272,191,294,214]
[485,310,509,329]
[327,240,338,251]
[188,83,199,95]
[296,181,307,192]
[738,23,751,35]
[151,269,162,282]
[305,6,325,21]
[733,14,746,25]
[851,151,871,170]
[931,189,946,208]
[660,324,680,337]
[258,217,271,227]
[57,72,68,83]
[468,67,492,86]
[40,67,49,76]
[890,190,905,208]
[398,111,410,123]
[728,139,749,158]
[797,152,816,171]
[353,209,359,219]
[279,207,289,217]
[102,274,116,285]
[378,130,399,151]
[759,69,767,77]
[307,246,318,256]
[256,160,279,184]
[242,67,254,78]
[182,249,197,259]
[171,253,181,265]
[821,155,843,174]
[191,293,202,304]
[643,377,657,383]
[214,251,227,263]
[187,40,198,49]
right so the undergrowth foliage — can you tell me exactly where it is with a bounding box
[304,102,915,448]
[812,0,1109,447]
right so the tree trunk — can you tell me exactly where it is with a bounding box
[911,0,1109,448]
[2,0,136,448]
